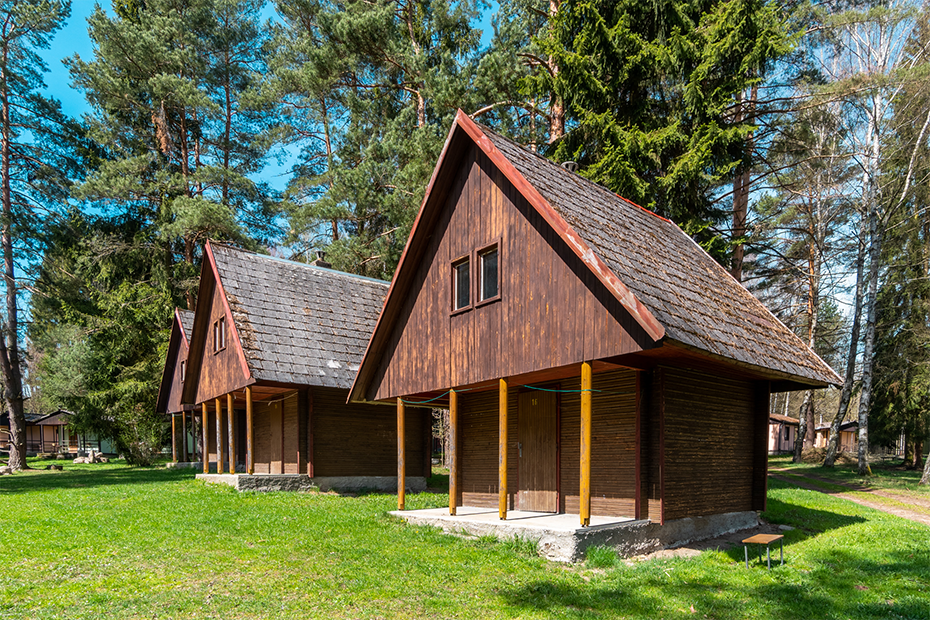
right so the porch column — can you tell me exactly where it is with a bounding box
[580,361,592,527]
[246,386,254,474]
[202,402,209,474]
[449,389,458,516]
[397,397,406,510]
[171,414,178,462]
[181,411,188,462]
[499,378,508,520]
[227,393,236,473]
[215,397,224,474]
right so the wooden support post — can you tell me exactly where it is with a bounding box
[171,414,178,463]
[499,378,508,521]
[215,397,224,474]
[246,386,254,475]
[449,389,458,516]
[227,393,236,473]
[181,411,188,462]
[202,402,209,474]
[397,397,406,511]
[580,361,592,527]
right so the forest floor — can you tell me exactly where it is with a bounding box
[0,458,927,619]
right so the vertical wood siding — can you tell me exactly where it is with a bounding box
[457,369,637,517]
[661,368,756,520]
[311,387,428,478]
[195,282,248,404]
[373,145,652,401]
[165,335,189,414]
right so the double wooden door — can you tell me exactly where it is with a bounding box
[518,391,558,512]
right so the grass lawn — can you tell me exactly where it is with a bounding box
[0,459,927,619]
[769,455,930,500]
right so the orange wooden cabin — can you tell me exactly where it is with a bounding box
[351,111,840,530]
[177,242,430,491]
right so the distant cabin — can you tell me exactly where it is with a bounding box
[156,308,197,465]
[350,111,840,546]
[0,410,115,456]
[768,414,798,454]
[178,242,430,491]
[814,421,859,453]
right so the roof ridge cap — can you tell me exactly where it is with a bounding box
[211,242,389,286]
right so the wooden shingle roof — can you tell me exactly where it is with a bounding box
[210,244,389,389]
[350,111,840,402]
[479,125,840,387]
[177,308,194,341]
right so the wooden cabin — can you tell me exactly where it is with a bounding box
[156,308,197,464]
[0,410,112,456]
[768,414,798,454]
[815,421,858,452]
[350,111,841,529]
[180,242,430,490]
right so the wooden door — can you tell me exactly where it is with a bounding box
[518,391,558,512]
[269,401,283,474]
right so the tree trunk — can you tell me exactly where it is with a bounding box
[793,390,812,463]
[824,197,868,468]
[855,204,882,476]
[920,447,930,485]
[547,0,564,143]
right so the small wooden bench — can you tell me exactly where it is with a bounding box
[742,534,784,569]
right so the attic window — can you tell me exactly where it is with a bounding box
[478,244,499,303]
[213,317,226,353]
[180,360,187,382]
[452,257,470,312]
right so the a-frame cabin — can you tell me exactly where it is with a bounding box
[350,111,840,547]
[156,308,197,465]
[180,241,430,491]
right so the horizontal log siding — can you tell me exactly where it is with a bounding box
[458,388,518,509]
[373,146,651,401]
[560,370,638,518]
[641,371,661,521]
[252,400,273,474]
[312,387,428,478]
[457,369,637,517]
[662,368,755,520]
[283,392,302,474]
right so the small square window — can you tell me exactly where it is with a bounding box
[479,246,499,301]
[452,258,470,311]
[213,317,226,353]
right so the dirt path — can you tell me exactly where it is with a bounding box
[768,472,930,528]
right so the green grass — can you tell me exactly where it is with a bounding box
[769,455,930,500]
[1,460,928,619]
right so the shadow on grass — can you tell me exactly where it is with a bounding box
[0,465,196,495]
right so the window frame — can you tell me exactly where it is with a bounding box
[180,360,187,382]
[476,239,502,307]
[450,254,473,315]
[213,316,227,354]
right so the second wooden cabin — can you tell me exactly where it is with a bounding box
[177,241,431,492]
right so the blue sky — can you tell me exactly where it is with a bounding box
[39,1,497,191]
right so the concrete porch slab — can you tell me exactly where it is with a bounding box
[196,473,427,493]
[391,506,759,562]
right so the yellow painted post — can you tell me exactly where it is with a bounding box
[449,389,458,516]
[499,378,508,520]
[580,362,592,527]
[215,397,224,474]
[171,414,178,463]
[227,393,236,473]
[246,387,254,474]
[397,397,406,510]
[202,402,209,474]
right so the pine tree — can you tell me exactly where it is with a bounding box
[0,0,80,471]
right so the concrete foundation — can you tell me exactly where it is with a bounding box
[391,506,759,562]
[196,473,427,493]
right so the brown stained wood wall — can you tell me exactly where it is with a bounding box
[661,368,757,521]
[456,369,638,517]
[194,282,248,404]
[165,336,189,414]
[560,370,638,517]
[641,371,661,521]
[311,387,428,478]
[371,145,652,401]
[282,392,302,474]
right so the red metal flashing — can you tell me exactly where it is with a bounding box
[615,194,673,224]
[205,241,252,382]
[455,111,665,342]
